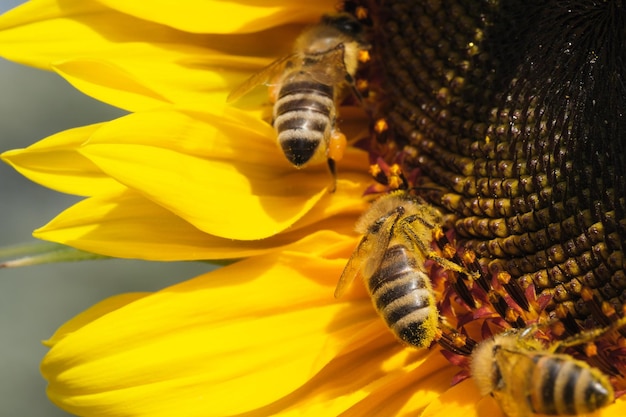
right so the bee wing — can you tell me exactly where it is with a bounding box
[334,213,398,298]
[303,45,350,86]
[492,348,534,417]
[334,235,371,298]
[309,44,364,102]
[226,53,297,103]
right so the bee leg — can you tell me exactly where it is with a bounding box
[327,158,337,192]
[327,129,347,192]
[401,216,477,278]
[557,314,626,350]
[437,322,477,356]
[345,73,364,103]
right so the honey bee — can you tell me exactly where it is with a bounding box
[471,328,615,417]
[227,13,369,185]
[335,190,472,348]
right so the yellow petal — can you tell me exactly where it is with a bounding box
[290,344,448,416]
[0,0,184,110]
[41,234,393,417]
[52,59,171,111]
[44,292,149,347]
[77,107,369,240]
[1,123,126,196]
[0,0,180,70]
[34,191,359,260]
[97,0,338,34]
[322,348,455,417]
[0,0,324,111]
[603,399,626,417]
[420,380,495,417]
[50,42,294,112]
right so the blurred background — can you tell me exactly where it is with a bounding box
[0,2,211,416]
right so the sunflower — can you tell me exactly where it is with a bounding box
[1,1,625,417]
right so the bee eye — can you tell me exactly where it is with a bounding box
[323,13,362,36]
[338,19,361,35]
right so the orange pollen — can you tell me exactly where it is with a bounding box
[388,176,403,189]
[355,6,368,20]
[389,163,402,176]
[356,78,369,91]
[551,320,566,337]
[584,343,598,357]
[505,309,519,323]
[602,301,617,318]
[432,225,445,241]
[358,49,371,63]
[442,243,457,259]
[268,84,280,103]
[462,249,477,264]
[328,131,347,162]
[497,271,512,285]
[374,118,389,133]
[368,164,382,177]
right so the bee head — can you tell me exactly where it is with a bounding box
[322,13,361,35]
[321,13,368,46]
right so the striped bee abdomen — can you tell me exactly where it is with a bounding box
[473,330,615,417]
[228,12,367,179]
[526,354,613,415]
[367,244,438,348]
[273,73,335,167]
